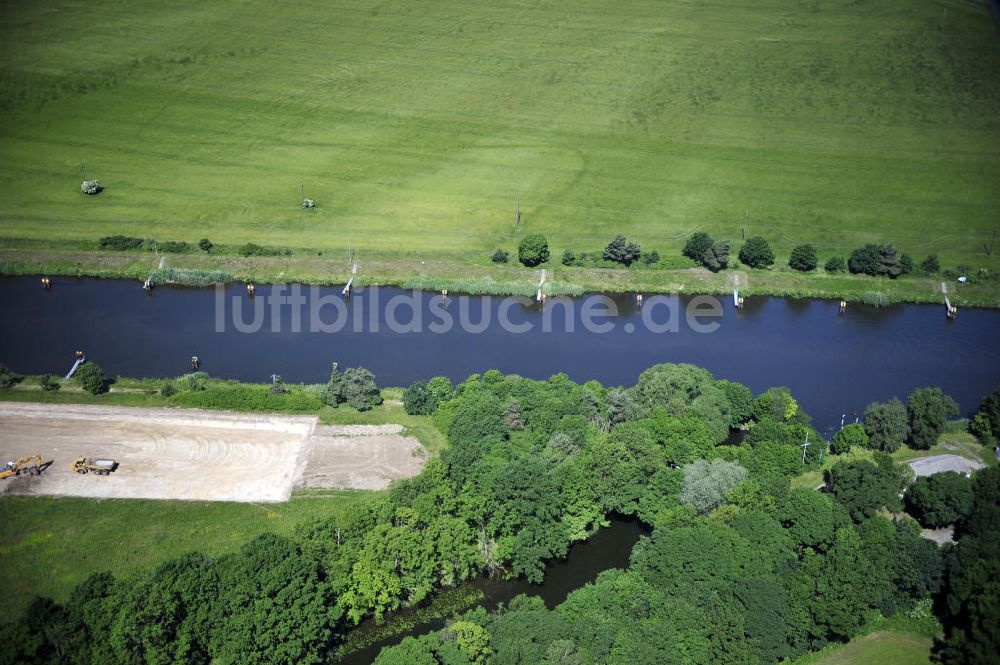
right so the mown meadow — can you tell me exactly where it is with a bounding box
[0,0,998,279]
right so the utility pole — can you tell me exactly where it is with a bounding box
[516,195,521,226]
[80,163,86,181]
[801,432,810,465]
[742,209,749,240]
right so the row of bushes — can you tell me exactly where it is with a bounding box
[827,386,960,456]
[169,384,324,412]
[492,234,661,268]
[158,367,383,412]
[97,236,293,258]
[685,232,944,279]
[499,231,947,279]
[0,362,386,415]
[237,242,292,257]
[98,236,191,253]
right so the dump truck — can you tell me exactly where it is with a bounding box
[71,457,118,476]
[0,456,44,479]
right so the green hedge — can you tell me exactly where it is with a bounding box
[169,385,323,413]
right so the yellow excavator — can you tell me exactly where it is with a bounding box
[0,455,45,480]
[71,457,118,476]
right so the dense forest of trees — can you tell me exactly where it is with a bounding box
[2,365,997,665]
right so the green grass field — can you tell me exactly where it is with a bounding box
[790,610,940,665]
[1,0,998,285]
[793,631,932,665]
[0,490,373,622]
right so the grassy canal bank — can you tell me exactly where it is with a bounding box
[2,246,999,308]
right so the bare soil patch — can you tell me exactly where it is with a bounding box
[0,404,426,502]
[908,454,984,477]
[297,424,426,491]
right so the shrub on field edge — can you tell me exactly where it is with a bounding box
[160,241,191,253]
[849,244,903,278]
[199,238,214,253]
[518,234,549,267]
[321,363,383,411]
[824,256,846,273]
[491,249,509,264]
[561,249,576,266]
[603,234,642,266]
[99,235,144,251]
[0,364,22,389]
[75,362,107,395]
[403,380,437,415]
[788,244,818,272]
[738,236,774,269]
[702,240,730,272]
[342,368,383,411]
[39,374,60,392]
[921,255,939,274]
[831,423,867,455]
[238,243,289,258]
[682,232,713,263]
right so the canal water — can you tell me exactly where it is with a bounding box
[2,276,999,434]
[336,517,647,665]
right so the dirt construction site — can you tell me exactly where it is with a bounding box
[0,403,426,502]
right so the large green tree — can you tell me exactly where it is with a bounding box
[826,454,904,521]
[403,380,436,415]
[934,466,1000,664]
[679,459,748,514]
[863,398,909,452]
[215,535,340,664]
[831,423,867,455]
[905,471,973,528]
[906,387,958,450]
[969,385,1000,445]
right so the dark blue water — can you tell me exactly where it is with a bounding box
[1,277,998,434]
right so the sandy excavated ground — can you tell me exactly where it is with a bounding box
[0,403,425,502]
[300,424,426,491]
[908,454,984,478]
